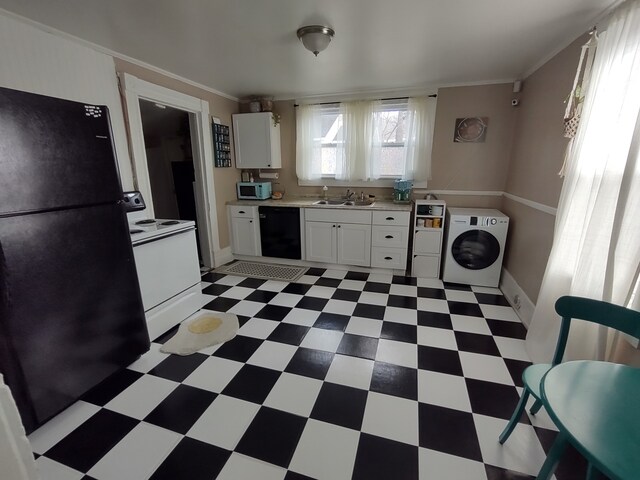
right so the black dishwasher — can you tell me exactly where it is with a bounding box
[259,206,302,259]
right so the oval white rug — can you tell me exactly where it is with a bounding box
[160,312,239,356]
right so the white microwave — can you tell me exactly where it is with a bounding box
[236,181,272,200]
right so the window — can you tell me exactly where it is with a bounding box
[296,97,436,184]
[318,101,408,177]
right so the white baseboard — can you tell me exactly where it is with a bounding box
[500,269,535,328]
[214,247,233,267]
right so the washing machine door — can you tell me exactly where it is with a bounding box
[451,229,500,270]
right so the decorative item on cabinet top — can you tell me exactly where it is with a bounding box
[212,122,231,168]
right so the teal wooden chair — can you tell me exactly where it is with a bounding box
[498,295,640,445]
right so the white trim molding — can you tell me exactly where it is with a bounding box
[214,247,234,267]
[500,268,535,328]
[120,73,221,268]
[413,189,557,216]
[502,192,557,216]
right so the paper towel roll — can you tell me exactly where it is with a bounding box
[259,172,279,179]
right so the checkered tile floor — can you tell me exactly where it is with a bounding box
[29,268,589,480]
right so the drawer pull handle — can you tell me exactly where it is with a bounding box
[385,235,394,239]
[386,217,394,220]
[238,210,245,214]
[384,256,393,260]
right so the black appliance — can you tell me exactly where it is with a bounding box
[0,87,150,433]
[259,206,301,259]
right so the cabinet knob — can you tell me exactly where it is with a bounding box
[385,235,393,239]
[338,225,341,228]
[267,164,271,167]
[333,224,336,228]
[386,217,394,220]
[249,220,252,223]
[384,256,393,260]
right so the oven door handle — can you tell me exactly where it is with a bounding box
[132,227,196,247]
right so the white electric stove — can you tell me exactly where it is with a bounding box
[128,218,195,244]
[127,217,202,339]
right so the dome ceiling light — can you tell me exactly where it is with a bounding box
[296,25,335,56]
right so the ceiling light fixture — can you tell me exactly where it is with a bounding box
[296,25,335,56]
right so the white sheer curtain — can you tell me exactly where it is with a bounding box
[402,96,437,182]
[526,0,640,363]
[295,104,324,181]
[336,101,379,181]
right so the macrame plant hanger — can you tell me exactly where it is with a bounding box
[559,27,598,177]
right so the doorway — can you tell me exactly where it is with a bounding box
[120,73,220,269]
[138,100,203,262]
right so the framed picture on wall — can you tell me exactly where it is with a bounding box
[454,117,488,143]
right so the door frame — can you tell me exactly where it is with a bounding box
[120,73,219,268]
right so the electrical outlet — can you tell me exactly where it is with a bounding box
[513,294,521,310]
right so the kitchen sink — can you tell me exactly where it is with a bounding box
[313,199,347,205]
[313,199,375,207]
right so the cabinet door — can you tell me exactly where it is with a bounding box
[305,221,337,264]
[232,112,281,169]
[231,217,259,256]
[414,230,442,254]
[337,223,371,267]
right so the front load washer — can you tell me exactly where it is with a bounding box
[442,208,509,287]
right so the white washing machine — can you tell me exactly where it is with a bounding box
[442,208,509,287]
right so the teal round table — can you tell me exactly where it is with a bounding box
[538,361,640,480]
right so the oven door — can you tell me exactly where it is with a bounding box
[133,228,200,311]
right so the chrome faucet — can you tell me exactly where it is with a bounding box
[345,189,355,200]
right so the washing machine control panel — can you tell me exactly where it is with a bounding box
[468,216,506,227]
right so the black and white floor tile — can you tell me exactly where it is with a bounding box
[29,269,590,480]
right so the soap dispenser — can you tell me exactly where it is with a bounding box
[322,185,328,199]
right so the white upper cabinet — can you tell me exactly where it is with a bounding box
[232,112,282,169]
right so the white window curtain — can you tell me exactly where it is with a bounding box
[336,101,379,181]
[295,104,324,181]
[526,0,640,363]
[402,96,437,182]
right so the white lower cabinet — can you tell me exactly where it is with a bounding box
[337,223,372,267]
[305,221,371,266]
[229,206,260,256]
[370,212,410,269]
[305,221,337,264]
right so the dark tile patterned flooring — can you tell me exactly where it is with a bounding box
[28,269,589,479]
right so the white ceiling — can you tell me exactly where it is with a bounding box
[0,0,615,100]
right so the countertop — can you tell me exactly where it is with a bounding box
[226,197,413,212]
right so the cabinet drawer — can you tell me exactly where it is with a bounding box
[414,230,442,254]
[229,205,256,218]
[371,247,407,269]
[373,211,410,226]
[305,208,372,225]
[372,225,408,248]
[412,255,440,278]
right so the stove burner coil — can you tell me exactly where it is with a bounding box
[135,219,156,225]
[130,229,144,234]
[160,220,180,225]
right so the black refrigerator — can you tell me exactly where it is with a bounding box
[0,86,150,433]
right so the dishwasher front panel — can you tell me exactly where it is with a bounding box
[259,206,302,259]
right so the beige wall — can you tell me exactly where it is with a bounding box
[429,84,516,192]
[500,35,586,303]
[266,83,516,202]
[114,58,240,249]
